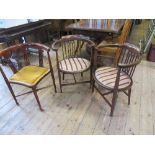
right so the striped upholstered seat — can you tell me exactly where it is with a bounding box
[95,66,131,90]
[59,58,90,73]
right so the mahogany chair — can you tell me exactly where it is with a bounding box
[97,19,133,65]
[52,35,95,92]
[0,43,57,111]
[92,43,142,116]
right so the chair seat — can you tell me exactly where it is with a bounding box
[59,58,90,73]
[95,66,131,90]
[9,65,50,86]
[97,40,117,53]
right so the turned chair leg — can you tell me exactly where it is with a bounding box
[128,88,131,105]
[110,91,118,116]
[32,87,44,111]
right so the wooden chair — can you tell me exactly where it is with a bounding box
[92,43,142,116]
[97,19,133,65]
[0,43,57,111]
[52,35,95,92]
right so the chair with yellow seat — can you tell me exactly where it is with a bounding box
[0,43,57,111]
[97,19,133,65]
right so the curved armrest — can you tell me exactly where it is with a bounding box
[0,44,23,57]
[28,43,50,52]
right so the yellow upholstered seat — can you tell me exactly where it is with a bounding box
[9,65,49,86]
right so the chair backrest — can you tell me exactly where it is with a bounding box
[115,19,133,64]
[94,43,142,88]
[52,35,95,61]
[117,43,142,78]
[0,43,53,78]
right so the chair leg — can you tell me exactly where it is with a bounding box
[90,67,93,88]
[81,72,83,77]
[8,84,19,106]
[6,81,19,106]
[0,66,19,106]
[50,70,57,93]
[32,87,44,111]
[62,73,65,80]
[110,91,118,116]
[92,79,95,93]
[128,88,131,105]
[73,74,76,83]
[58,70,62,93]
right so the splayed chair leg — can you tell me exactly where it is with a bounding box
[32,87,44,111]
[128,88,131,105]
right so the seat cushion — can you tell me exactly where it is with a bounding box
[9,65,49,86]
[59,58,90,73]
[95,66,131,89]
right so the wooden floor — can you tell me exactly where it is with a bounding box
[0,57,155,135]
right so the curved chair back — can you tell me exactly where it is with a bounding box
[94,43,142,79]
[0,43,56,111]
[0,43,52,74]
[117,43,142,78]
[52,35,95,60]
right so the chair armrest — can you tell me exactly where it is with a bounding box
[28,43,50,52]
[0,44,23,57]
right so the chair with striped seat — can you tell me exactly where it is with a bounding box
[0,43,57,111]
[52,35,95,92]
[92,43,142,116]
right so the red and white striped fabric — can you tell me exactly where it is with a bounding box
[59,58,90,73]
[95,66,131,89]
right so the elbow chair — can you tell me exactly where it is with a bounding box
[92,43,142,116]
[52,35,95,92]
[0,43,57,111]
